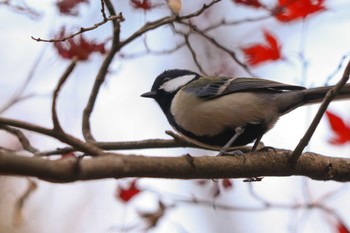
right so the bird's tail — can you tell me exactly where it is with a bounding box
[302,83,350,105]
[277,83,350,115]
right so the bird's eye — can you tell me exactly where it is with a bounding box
[163,77,171,82]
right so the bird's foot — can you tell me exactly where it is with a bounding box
[217,150,244,156]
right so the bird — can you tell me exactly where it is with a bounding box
[141,69,350,154]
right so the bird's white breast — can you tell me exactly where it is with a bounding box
[170,91,279,136]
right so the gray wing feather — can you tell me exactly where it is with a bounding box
[185,77,305,99]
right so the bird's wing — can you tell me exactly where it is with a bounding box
[184,77,305,99]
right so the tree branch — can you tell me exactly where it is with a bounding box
[179,21,254,76]
[118,0,221,48]
[52,59,77,131]
[12,179,37,227]
[0,125,39,153]
[0,117,104,155]
[82,1,123,142]
[1,149,350,183]
[290,60,350,165]
[0,45,46,114]
[40,138,195,155]
[81,0,221,143]
[0,0,40,19]
[31,14,124,42]
[100,0,108,21]
[39,138,253,156]
[183,34,207,75]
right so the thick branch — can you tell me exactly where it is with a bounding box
[1,150,349,183]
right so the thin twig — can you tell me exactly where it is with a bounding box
[179,0,221,20]
[31,14,124,42]
[82,1,122,142]
[52,59,77,131]
[165,130,190,143]
[0,0,41,19]
[289,60,350,165]
[179,21,254,76]
[247,183,270,207]
[0,125,39,153]
[0,146,16,153]
[39,138,253,156]
[203,15,271,32]
[0,44,47,114]
[12,179,37,227]
[325,53,350,86]
[0,117,104,155]
[0,118,53,139]
[40,138,194,155]
[119,41,186,59]
[119,0,221,48]
[178,195,340,216]
[100,0,107,21]
[0,93,37,114]
[183,34,207,75]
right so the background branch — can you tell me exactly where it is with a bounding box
[0,0,40,18]
[180,21,253,75]
[183,34,207,75]
[0,45,46,114]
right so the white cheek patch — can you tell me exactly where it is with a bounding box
[160,74,196,92]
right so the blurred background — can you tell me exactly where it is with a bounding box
[1,0,350,232]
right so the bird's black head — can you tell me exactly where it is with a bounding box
[142,69,200,98]
[141,69,200,112]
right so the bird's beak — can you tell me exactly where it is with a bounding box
[141,90,157,98]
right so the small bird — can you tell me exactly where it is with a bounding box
[141,69,350,153]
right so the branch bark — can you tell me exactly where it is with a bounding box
[1,149,349,183]
[82,1,123,142]
[290,58,350,164]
